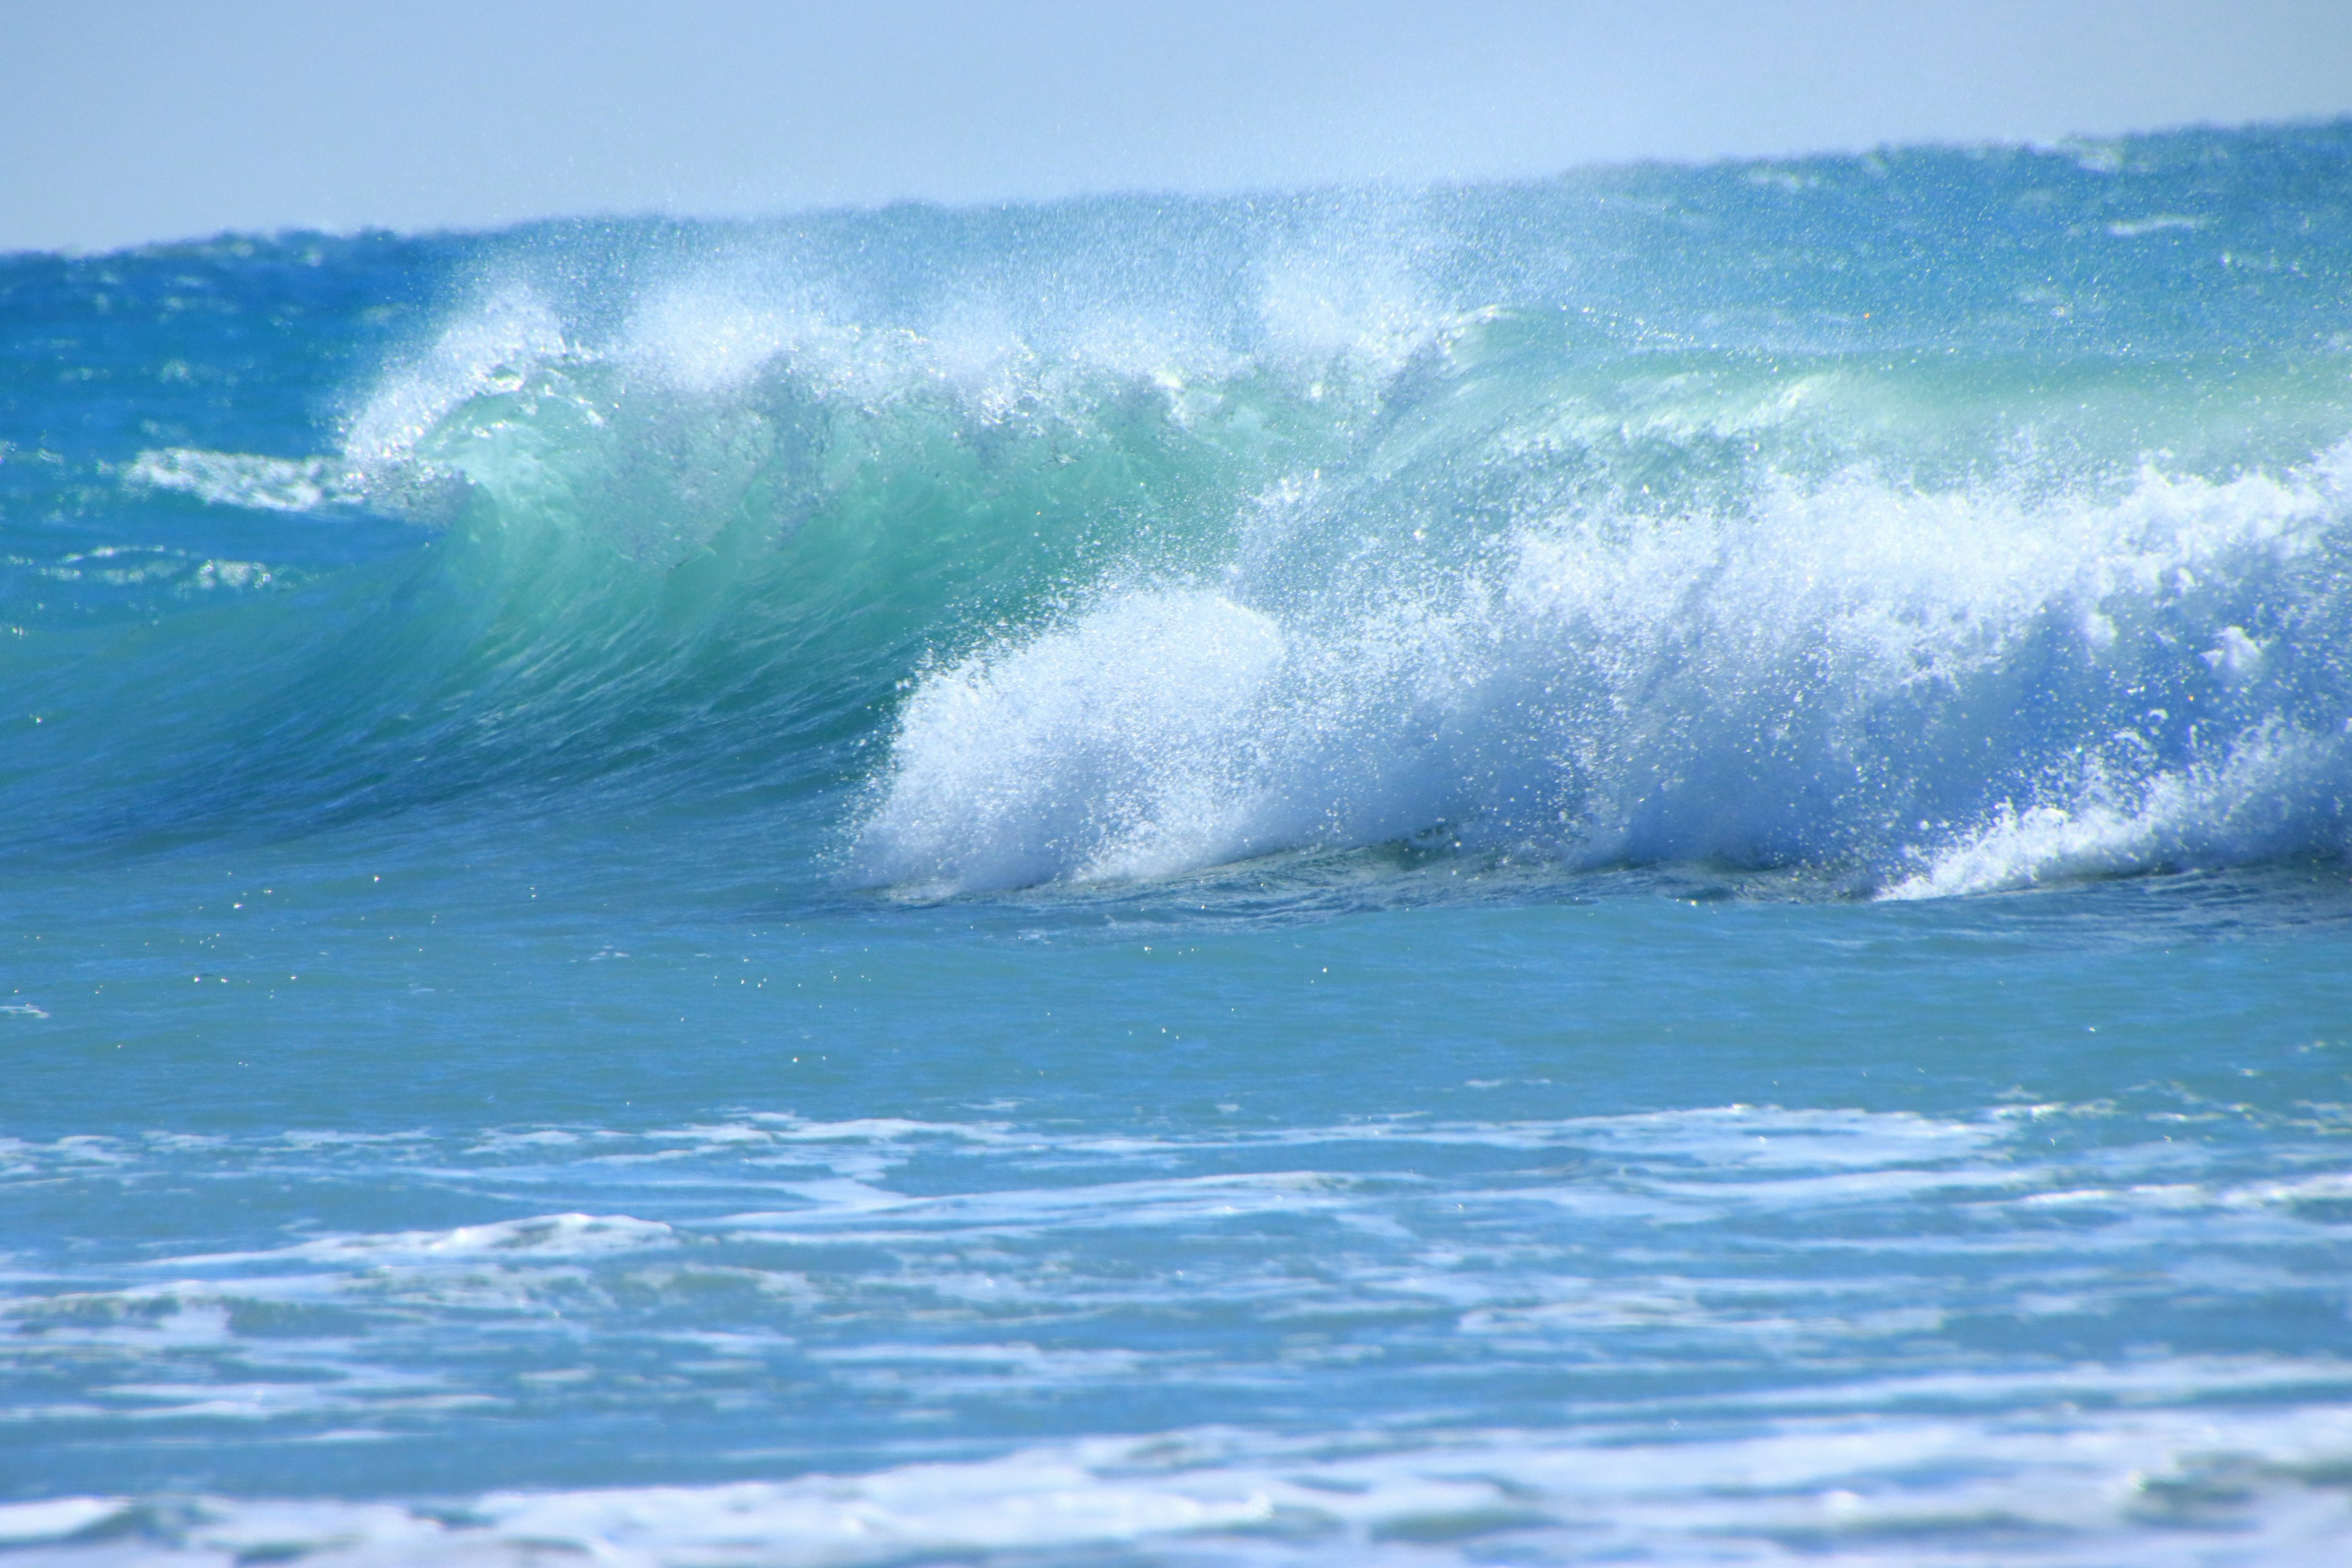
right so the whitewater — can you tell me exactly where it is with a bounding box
[4,121,2352,1563]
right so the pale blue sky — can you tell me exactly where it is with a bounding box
[5,1,2350,252]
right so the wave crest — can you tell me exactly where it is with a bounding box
[858,442,2352,894]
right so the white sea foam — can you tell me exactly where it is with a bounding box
[859,590,1300,891]
[343,288,570,472]
[13,1399,2352,1565]
[123,450,364,514]
[189,1213,679,1267]
[858,437,2352,893]
[123,288,570,524]
[1882,722,2346,898]
[4,1100,2345,1563]
[25,540,284,595]
[0,1499,119,1547]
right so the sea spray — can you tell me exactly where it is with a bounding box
[7,122,2352,1566]
[28,127,2348,893]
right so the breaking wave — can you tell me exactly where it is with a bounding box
[857,445,2352,894]
[29,127,2352,895]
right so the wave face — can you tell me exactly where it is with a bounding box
[10,122,2352,1568]
[7,123,2352,894]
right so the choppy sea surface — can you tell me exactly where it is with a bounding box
[6,121,2352,1564]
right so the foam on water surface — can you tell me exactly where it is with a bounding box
[7,1098,2351,1535]
[11,1394,2352,1564]
[6,121,2352,1563]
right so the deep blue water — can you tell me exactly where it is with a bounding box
[5,122,2352,1564]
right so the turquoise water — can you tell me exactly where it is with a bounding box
[5,122,2352,1562]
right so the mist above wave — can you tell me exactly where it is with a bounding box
[44,126,2352,890]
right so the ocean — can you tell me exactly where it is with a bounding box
[4,119,2352,1564]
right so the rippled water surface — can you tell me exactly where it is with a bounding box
[5,121,2352,1562]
